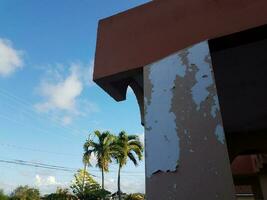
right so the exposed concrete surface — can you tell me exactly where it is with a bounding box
[144,41,235,200]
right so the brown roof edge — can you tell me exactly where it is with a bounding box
[93,0,267,100]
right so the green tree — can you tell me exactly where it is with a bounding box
[70,169,110,200]
[10,185,40,200]
[0,189,9,200]
[83,131,115,190]
[125,193,145,200]
[42,187,77,200]
[114,131,143,200]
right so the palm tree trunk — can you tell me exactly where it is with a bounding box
[118,166,121,200]
[102,167,105,190]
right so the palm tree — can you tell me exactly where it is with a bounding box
[83,130,115,190]
[114,131,144,200]
[82,146,91,195]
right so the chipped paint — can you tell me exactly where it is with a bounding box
[144,41,235,200]
[144,42,226,177]
[188,43,213,110]
[144,53,186,177]
[211,95,220,118]
[215,124,225,144]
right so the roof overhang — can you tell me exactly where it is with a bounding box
[93,0,267,100]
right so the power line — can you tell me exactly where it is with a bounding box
[0,158,101,178]
[0,142,145,175]
[0,99,85,140]
[13,159,78,171]
[0,142,80,157]
[0,88,88,138]
[0,159,76,173]
[0,157,144,177]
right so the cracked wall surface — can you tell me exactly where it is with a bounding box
[144,41,235,200]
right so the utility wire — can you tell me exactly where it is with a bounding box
[0,88,88,138]
[0,158,100,178]
[0,142,145,174]
[0,102,83,140]
[0,157,144,176]
[0,159,76,173]
[0,142,80,157]
[13,159,78,171]
[0,89,145,176]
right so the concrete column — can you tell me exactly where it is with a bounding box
[144,41,236,199]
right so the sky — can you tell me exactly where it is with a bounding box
[0,0,149,195]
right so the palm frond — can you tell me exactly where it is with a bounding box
[128,135,139,141]
[82,150,93,166]
[128,140,143,151]
[94,130,101,138]
[128,152,138,166]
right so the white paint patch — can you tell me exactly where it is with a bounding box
[211,95,220,118]
[144,41,219,177]
[215,124,225,144]
[188,42,213,110]
[145,53,184,177]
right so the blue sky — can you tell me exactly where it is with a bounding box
[0,0,149,194]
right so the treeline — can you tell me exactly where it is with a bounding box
[0,170,144,199]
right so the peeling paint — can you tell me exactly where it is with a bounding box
[144,42,222,177]
[211,95,219,118]
[144,41,235,199]
[188,43,213,110]
[144,53,183,177]
[215,124,225,144]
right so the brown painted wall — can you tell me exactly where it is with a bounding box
[94,0,267,83]
[144,41,235,200]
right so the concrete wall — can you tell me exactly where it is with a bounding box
[144,41,235,199]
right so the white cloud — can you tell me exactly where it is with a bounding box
[34,174,70,195]
[80,60,94,86]
[120,176,145,194]
[34,62,97,125]
[35,66,83,112]
[62,116,72,125]
[103,177,117,192]
[0,38,23,77]
[77,99,99,116]
[35,174,59,186]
